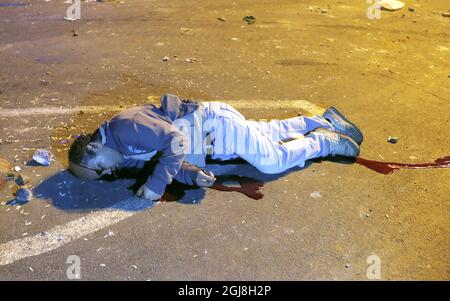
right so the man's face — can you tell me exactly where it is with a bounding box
[81,144,124,176]
[70,142,124,179]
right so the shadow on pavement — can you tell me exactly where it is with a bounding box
[33,164,207,213]
[33,158,325,213]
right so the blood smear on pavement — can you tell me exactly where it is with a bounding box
[355,156,450,175]
[161,176,264,202]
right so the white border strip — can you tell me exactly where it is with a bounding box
[0,210,134,266]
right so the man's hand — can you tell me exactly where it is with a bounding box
[195,170,216,187]
[136,184,161,201]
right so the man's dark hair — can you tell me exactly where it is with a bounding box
[68,130,100,164]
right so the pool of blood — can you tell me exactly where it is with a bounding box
[161,175,264,202]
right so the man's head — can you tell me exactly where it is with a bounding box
[68,131,124,180]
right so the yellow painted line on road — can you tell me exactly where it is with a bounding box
[0,98,325,267]
[0,99,325,118]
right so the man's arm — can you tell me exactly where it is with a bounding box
[143,131,187,196]
[175,161,199,185]
[175,161,215,187]
[119,157,213,188]
[160,94,201,121]
[144,135,215,195]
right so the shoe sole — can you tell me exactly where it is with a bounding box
[314,128,360,158]
[325,107,363,144]
[340,133,360,157]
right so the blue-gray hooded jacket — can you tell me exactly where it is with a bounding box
[99,94,203,195]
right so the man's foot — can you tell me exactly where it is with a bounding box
[322,107,363,144]
[313,128,360,158]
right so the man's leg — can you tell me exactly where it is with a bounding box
[213,117,339,173]
[207,102,360,174]
[245,116,332,141]
[204,101,363,145]
[243,127,360,173]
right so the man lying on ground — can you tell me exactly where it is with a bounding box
[68,94,363,201]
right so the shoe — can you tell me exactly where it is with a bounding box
[322,107,363,144]
[313,128,360,158]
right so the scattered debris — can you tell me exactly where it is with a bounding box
[310,191,322,199]
[242,15,256,25]
[14,166,21,172]
[32,149,53,166]
[6,171,14,181]
[379,0,405,11]
[408,7,415,12]
[162,56,170,61]
[15,174,30,186]
[40,79,50,86]
[180,27,191,32]
[104,230,115,238]
[72,29,79,37]
[131,265,138,269]
[14,187,33,203]
[185,57,198,63]
[387,136,399,144]
[100,264,106,267]
[217,17,228,21]
[345,263,351,269]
